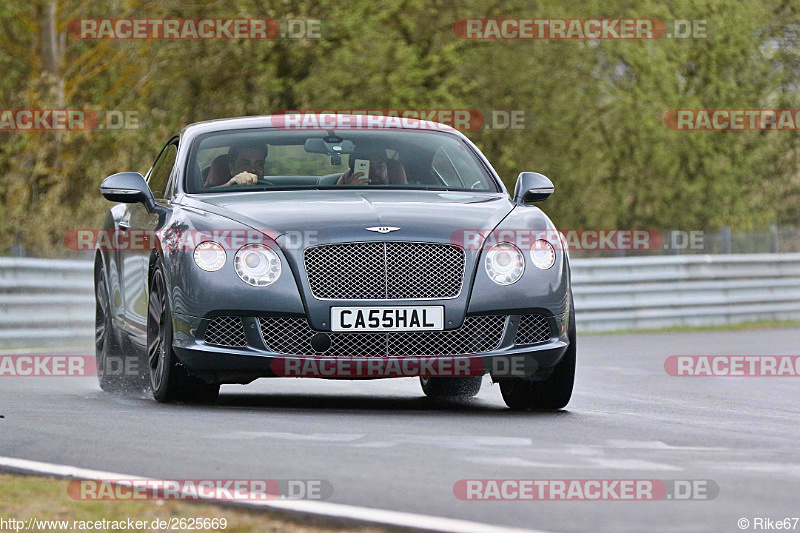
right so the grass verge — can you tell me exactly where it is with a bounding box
[0,473,384,533]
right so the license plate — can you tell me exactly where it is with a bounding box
[330,306,444,332]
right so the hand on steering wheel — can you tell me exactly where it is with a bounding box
[226,172,259,186]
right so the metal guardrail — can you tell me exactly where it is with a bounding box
[0,257,94,346]
[1,254,798,345]
[572,253,800,331]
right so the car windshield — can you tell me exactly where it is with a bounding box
[185,128,499,193]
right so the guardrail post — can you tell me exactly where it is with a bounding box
[720,226,731,254]
[669,230,680,255]
[769,223,779,253]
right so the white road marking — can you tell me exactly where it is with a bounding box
[205,432,532,450]
[464,455,682,471]
[205,431,365,442]
[564,445,604,456]
[696,461,800,477]
[604,440,728,451]
[586,458,682,471]
[352,441,397,448]
[576,365,655,376]
[0,455,546,533]
[465,457,570,468]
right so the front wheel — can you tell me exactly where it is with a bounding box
[500,299,576,410]
[147,259,220,404]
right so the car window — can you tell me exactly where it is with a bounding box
[440,143,487,189]
[265,145,335,176]
[148,143,178,198]
[431,147,464,187]
[186,129,498,193]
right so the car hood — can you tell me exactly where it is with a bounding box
[186,189,515,244]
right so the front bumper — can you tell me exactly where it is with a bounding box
[171,311,570,384]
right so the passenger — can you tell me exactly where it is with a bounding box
[337,147,389,185]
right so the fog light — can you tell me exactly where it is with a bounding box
[193,242,226,272]
[530,239,556,270]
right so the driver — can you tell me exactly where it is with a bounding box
[209,143,268,188]
[337,146,389,185]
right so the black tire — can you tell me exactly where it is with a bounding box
[147,259,220,404]
[95,262,146,393]
[420,376,483,399]
[500,298,576,410]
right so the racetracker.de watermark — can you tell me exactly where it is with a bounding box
[271,355,538,378]
[64,229,317,252]
[67,18,322,40]
[665,109,800,131]
[451,229,705,252]
[68,479,332,501]
[454,479,719,500]
[0,110,138,131]
[275,109,529,130]
[453,19,708,40]
[0,355,95,377]
[665,356,800,376]
[268,113,458,131]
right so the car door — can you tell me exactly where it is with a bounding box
[119,137,178,343]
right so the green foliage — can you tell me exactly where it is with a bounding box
[1,0,799,256]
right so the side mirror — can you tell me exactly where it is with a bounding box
[513,172,554,204]
[100,172,156,212]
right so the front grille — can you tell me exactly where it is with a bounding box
[258,315,506,356]
[514,314,551,345]
[204,316,247,347]
[304,242,465,300]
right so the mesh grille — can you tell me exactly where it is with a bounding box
[304,242,386,300]
[389,315,506,355]
[303,242,465,300]
[204,316,248,347]
[514,314,551,345]
[385,243,464,299]
[259,315,505,356]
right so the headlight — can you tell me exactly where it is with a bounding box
[234,244,281,286]
[530,239,556,270]
[485,243,525,285]
[193,242,226,272]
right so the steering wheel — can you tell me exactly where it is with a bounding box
[470,181,483,190]
[257,178,276,186]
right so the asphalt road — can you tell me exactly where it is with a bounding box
[1,328,799,532]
